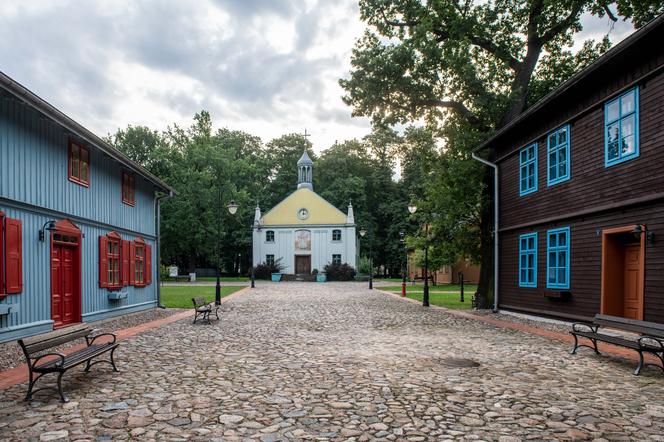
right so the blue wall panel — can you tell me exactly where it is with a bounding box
[0,207,158,342]
[0,91,156,237]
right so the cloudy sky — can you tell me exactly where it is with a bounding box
[0,1,634,152]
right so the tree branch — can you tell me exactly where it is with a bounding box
[539,1,587,43]
[380,9,419,28]
[430,27,520,72]
[603,4,618,22]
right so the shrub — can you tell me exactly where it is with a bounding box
[324,262,357,281]
[356,256,371,275]
[253,258,285,280]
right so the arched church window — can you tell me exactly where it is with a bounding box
[332,230,342,241]
[266,231,275,242]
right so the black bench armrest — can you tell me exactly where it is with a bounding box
[31,352,66,368]
[85,332,117,346]
[572,322,598,333]
[638,335,664,351]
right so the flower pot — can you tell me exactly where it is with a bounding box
[316,274,326,282]
[271,273,282,282]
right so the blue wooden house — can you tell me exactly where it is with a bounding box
[0,72,174,343]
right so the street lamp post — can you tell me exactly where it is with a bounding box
[216,194,238,305]
[251,222,260,289]
[399,232,406,297]
[359,227,372,290]
[408,202,430,307]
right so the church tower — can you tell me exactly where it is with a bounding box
[297,149,313,190]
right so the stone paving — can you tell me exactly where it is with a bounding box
[1,282,664,441]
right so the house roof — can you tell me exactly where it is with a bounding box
[0,71,175,195]
[475,13,664,154]
[261,188,348,226]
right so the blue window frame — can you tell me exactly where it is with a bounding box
[519,233,537,287]
[519,144,537,196]
[547,125,570,186]
[605,87,639,167]
[546,227,570,289]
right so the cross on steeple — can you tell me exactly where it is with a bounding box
[303,129,311,140]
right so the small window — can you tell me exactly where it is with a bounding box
[518,233,537,288]
[332,229,342,241]
[547,227,570,289]
[68,140,90,187]
[332,254,341,265]
[605,87,639,166]
[107,236,121,288]
[122,171,135,206]
[266,254,275,266]
[266,231,275,242]
[547,125,570,186]
[519,143,537,196]
[135,243,145,285]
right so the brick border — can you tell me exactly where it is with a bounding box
[0,287,250,390]
[375,289,661,368]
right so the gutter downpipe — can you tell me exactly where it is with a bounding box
[155,190,174,309]
[471,152,499,313]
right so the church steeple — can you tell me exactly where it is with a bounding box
[297,149,313,190]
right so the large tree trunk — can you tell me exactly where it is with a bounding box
[475,166,495,309]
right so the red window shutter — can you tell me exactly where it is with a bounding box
[5,218,23,294]
[122,240,130,286]
[99,235,108,288]
[145,244,152,285]
[129,241,136,286]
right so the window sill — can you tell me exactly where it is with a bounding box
[122,199,136,207]
[68,176,89,188]
[547,176,570,187]
[605,153,639,168]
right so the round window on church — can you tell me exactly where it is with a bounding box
[297,207,309,220]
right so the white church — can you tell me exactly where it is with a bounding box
[252,150,357,275]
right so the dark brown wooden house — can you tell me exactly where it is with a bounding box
[475,14,664,323]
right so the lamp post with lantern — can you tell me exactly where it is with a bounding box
[216,194,238,306]
[407,201,431,307]
[399,232,407,297]
[359,227,372,290]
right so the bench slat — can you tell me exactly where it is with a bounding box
[22,328,92,355]
[35,344,117,371]
[573,331,641,349]
[594,314,664,338]
[20,324,90,347]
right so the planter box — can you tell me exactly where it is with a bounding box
[271,273,282,282]
[316,274,326,282]
[108,291,128,301]
[0,305,10,316]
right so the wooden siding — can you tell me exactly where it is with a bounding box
[499,202,664,322]
[0,90,156,236]
[499,67,664,230]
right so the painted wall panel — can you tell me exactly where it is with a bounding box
[0,91,156,236]
[0,207,158,343]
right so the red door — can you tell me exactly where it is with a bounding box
[51,241,80,328]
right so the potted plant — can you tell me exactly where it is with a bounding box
[271,272,282,282]
[313,268,326,282]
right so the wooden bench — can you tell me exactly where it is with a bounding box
[570,314,664,375]
[192,297,220,324]
[18,324,119,402]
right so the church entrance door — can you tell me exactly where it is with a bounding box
[295,255,311,275]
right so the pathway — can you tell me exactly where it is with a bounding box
[1,282,663,441]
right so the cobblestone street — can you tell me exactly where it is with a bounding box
[1,282,664,441]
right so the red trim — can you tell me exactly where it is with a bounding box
[99,236,108,288]
[0,212,5,297]
[145,244,152,285]
[68,139,90,187]
[121,239,130,286]
[122,171,136,206]
[5,218,23,294]
[50,220,82,328]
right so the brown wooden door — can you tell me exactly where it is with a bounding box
[295,255,311,274]
[51,243,80,328]
[623,245,642,320]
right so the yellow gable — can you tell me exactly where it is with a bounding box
[261,188,348,225]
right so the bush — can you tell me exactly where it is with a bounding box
[253,258,285,280]
[356,256,371,275]
[324,262,357,281]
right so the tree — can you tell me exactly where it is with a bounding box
[340,0,662,307]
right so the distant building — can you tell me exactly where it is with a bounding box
[252,150,356,275]
[476,15,664,323]
[0,72,174,342]
[407,255,480,285]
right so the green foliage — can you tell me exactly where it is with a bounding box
[356,256,372,274]
[160,286,244,309]
[324,262,357,281]
[341,0,661,304]
[253,258,285,280]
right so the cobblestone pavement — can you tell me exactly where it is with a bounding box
[1,282,663,441]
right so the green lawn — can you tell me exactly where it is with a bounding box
[162,276,249,283]
[160,286,245,308]
[381,284,475,310]
[381,284,477,294]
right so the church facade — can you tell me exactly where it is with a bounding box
[252,150,356,275]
